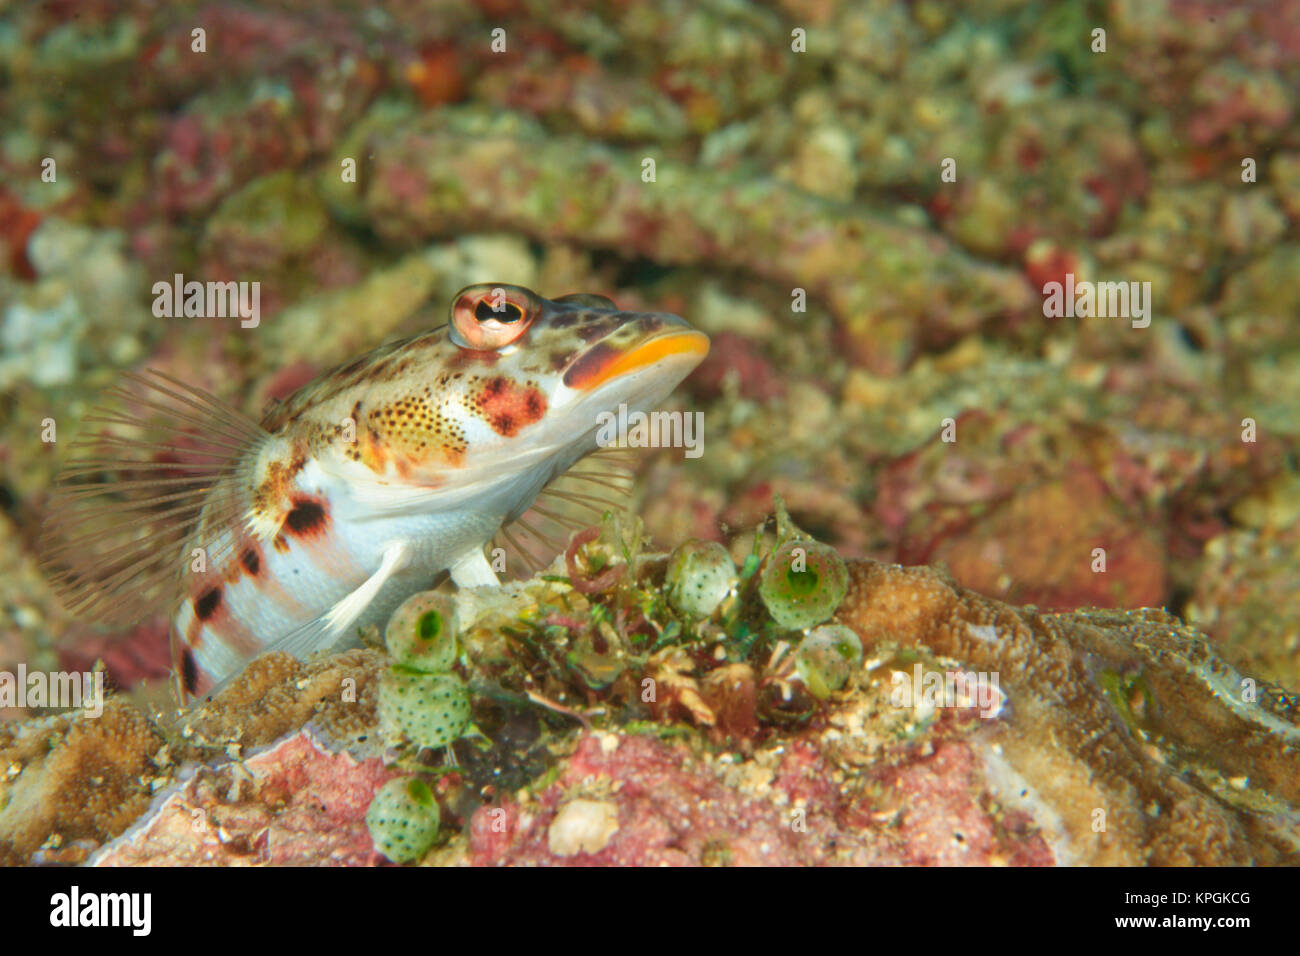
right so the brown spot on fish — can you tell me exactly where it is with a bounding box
[180,646,199,697]
[240,546,261,577]
[285,497,328,536]
[252,450,307,517]
[195,586,222,621]
[273,533,290,553]
[472,376,547,437]
[563,341,620,389]
[577,316,618,342]
[338,357,366,378]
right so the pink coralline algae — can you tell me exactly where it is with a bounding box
[91,730,396,867]
[468,731,1053,867]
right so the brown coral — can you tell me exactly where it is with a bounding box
[183,647,385,754]
[0,701,166,863]
[838,560,1300,864]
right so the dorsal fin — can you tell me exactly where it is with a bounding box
[490,447,638,578]
[40,369,269,627]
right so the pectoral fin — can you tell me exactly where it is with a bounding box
[489,448,636,577]
[449,548,500,588]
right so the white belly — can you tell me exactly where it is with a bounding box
[177,456,513,689]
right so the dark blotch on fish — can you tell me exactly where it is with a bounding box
[576,317,618,342]
[181,647,200,696]
[285,498,328,536]
[195,586,222,621]
[563,342,619,389]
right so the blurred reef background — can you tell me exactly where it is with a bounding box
[1,0,1299,865]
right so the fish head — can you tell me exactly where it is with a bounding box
[278,283,710,523]
[444,283,710,465]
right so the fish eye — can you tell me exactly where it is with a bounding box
[450,283,539,350]
[475,299,523,323]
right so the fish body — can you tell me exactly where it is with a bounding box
[43,284,709,701]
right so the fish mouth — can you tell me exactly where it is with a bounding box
[562,325,710,393]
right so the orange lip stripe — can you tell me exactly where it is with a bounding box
[563,331,710,391]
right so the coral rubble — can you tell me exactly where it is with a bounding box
[2,537,1294,866]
